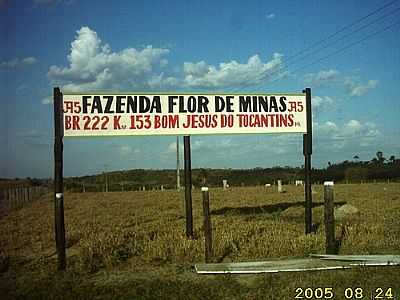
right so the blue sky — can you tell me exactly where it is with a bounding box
[1,0,399,178]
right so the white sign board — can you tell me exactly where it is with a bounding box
[62,93,307,137]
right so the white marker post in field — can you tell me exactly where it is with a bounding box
[277,180,283,193]
[222,179,228,190]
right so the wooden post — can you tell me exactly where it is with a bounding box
[303,87,313,234]
[14,188,18,208]
[3,189,7,210]
[54,87,66,270]
[184,135,193,238]
[9,189,14,209]
[324,181,335,254]
[16,188,20,208]
[176,136,181,190]
[202,187,212,262]
[24,187,28,203]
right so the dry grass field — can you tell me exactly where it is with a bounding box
[1,183,399,299]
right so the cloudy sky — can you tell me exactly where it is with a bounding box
[1,0,399,178]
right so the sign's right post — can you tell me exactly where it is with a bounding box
[303,88,313,234]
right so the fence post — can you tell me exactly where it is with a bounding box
[14,188,17,209]
[202,187,212,263]
[9,189,13,209]
[17,188,22,208]
[324,181,336,254]
[23,187,27,204]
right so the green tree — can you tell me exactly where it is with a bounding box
[345,167,368,183]
[376,151,385,164]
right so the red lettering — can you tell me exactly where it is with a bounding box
[63,101,74,113]
[288,114,294,126]
[92,116,100,130]
[83,116,90,130]
[114,116,121,129]
[288,101,297,112]
[297,101,304,112]
[143,115,151,129]
[101,116,109,130]
[73,101,81,113]
[72,116,80,130]
[64,116,72,130]
[154,115,161,129]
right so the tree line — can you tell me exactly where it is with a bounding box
[60,151,399,192]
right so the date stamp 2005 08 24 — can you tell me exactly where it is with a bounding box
[294,287,396,299]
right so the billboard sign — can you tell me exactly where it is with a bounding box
[62,93,307,136]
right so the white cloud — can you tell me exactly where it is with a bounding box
[118,145,140,156]
[22,57,37,64]
[47,27,171,92]
[166,141,184,154]
[182,53,283,89]
[304,69,339,86]
[344,77,378,97]
[0,56,37,69]
[34,0,58,4]
[119,146,132,155]
[160,58,168,68]
[312,95,334,111]
[33,0,74,6]
[167,142,177,153]
[41,96,53,104]
[314,120,381,149]
[266,13,275,20]
[343,119,362,135]
[315,121,338,135]
[48,27,288,92]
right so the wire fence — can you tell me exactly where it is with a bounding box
[0,186,49,212]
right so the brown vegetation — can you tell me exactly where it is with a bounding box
[0,183,399,299]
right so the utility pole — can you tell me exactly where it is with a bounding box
[104,164,109,192]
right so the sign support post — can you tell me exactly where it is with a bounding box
[53,87,66,270]
[184,135,194,239]
[303,88,313,234]
[176,136,181,190]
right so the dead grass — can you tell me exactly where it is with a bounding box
[0,183,399,299]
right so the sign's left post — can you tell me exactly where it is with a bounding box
[54,87,66,270]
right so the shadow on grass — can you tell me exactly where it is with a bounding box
[211,201,346,216]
